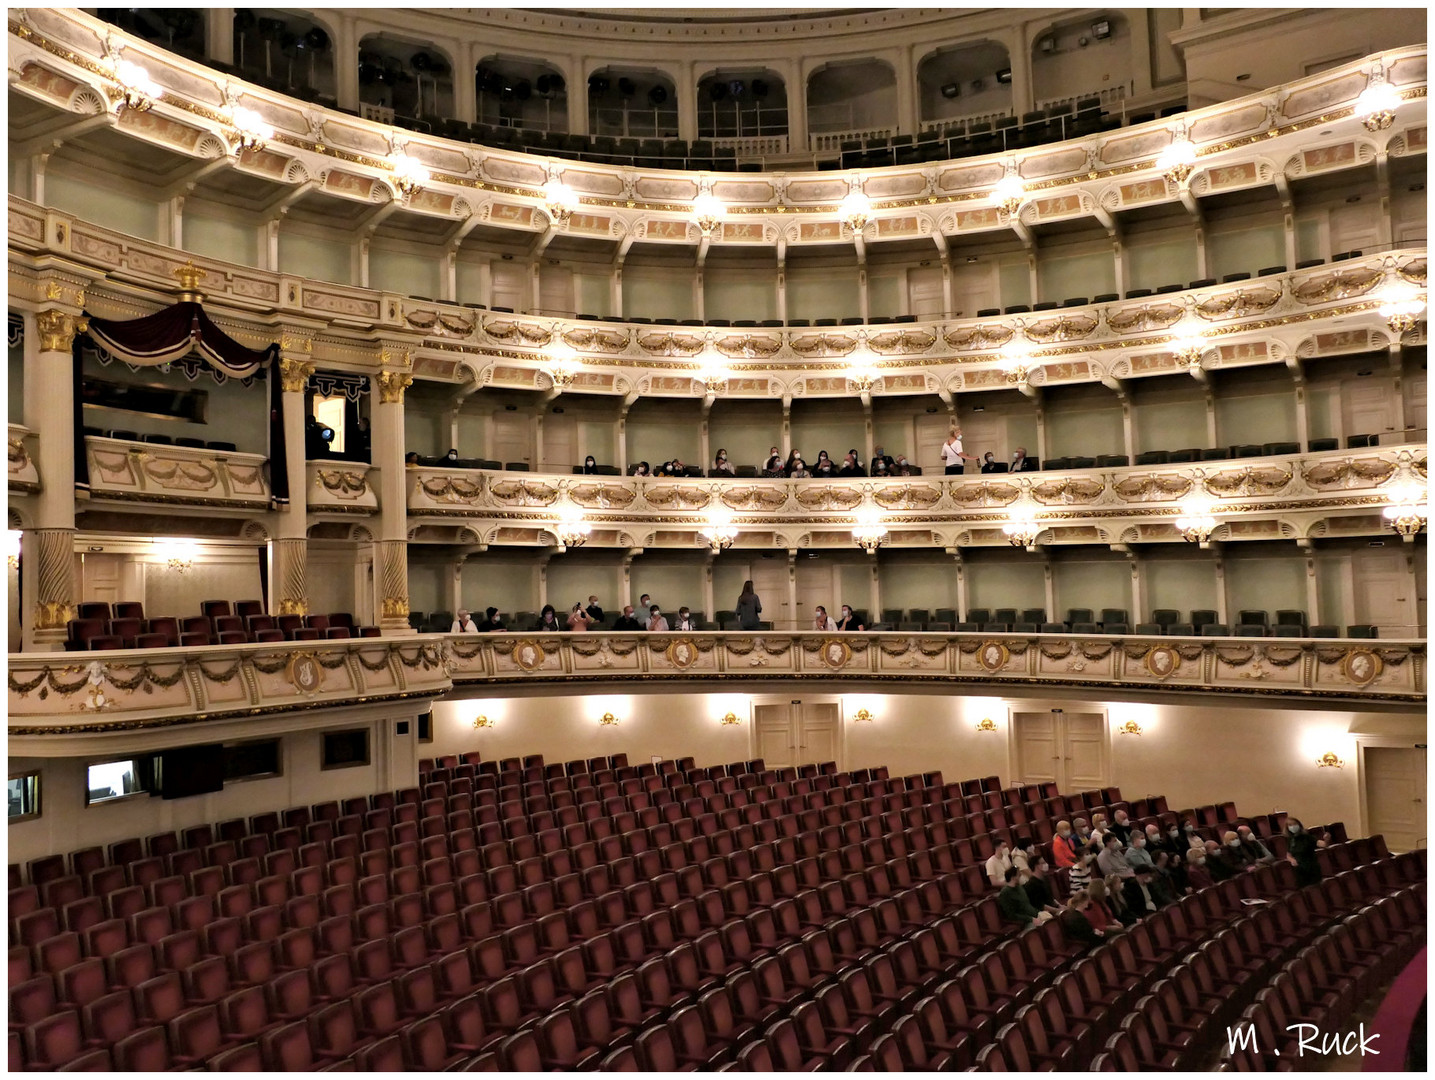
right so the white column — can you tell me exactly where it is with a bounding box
[953,555,967,622]
[1128,555,1144,625]
[785,60,807,155]
[205,9,234,66]
[893,47,917,136]
[567,57,589,136]
[372,365,416,634]
[676,61,697,143]
[1007,25,1034,117]
[335,15,360,114]
[1214,557,1228,624]
[858,268,870,321]
[269,353,313,617]
[453,42,477,125]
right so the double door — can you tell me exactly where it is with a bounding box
[755,703,840,771]
[1012,709,1109,792]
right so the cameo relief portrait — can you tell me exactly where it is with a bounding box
[513,640,546,671]
[979,641,1009,672]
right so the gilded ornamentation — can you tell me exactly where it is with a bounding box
[380,597,410,619]
[276,598,309,616]
[943,324,1014,350]
[1144,646,1181,678]
[315,470,370,497]
[794,486,864,512]
[872,484,942,510]
[1395,259,1427,287]
[1105,303,1185,333]
[818,638,852,669]
[563,326,631,353]
[1340,648,1383,685]
[1301,458,1398,489]
[867,329,936,354]
[9,437,31,473]
[419,476,484,503]
[788,333,858,357]
[1194,286,1283,320]
[511,638,547,671]
[566,484,638,510]
[35,309,79,352]
[976,640,1011,672]
[947,481,1021,508]
[489,479,558,506]
[1112,474,1194,502]
[279,331,313,354]
[279,358,315,392]
[720,486,791,512]
[378,347,413,369]
[1023,313,1098,344]
[483,319,552,347]
[377,371,413,403]
[636,331,704,357]
[644,485,712,510]
[1290,266,1383,304]
[715,334,784,359]
[1203,465,1293,497]
[1030,477,1105,505]
[663,638,702,668]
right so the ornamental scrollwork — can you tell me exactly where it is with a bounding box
[1300,458,1398,489]
[942,324,1014,351]
[1112,474,1194,502]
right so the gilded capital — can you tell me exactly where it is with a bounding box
[276,597,309,617]
[279,358,315,393]
[377,370,414,403]
[381,596,411,619]
[34,600,74,630]
[380,347,413,370]
[35,310,80,353]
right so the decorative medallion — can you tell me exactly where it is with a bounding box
[820,638,852,670]
[512,639,547,671]
[1340,648,1382,686]
[977,640,1010,672]
[1144,646,1180,679]
[665,638,700,669]
[287,653,323,693]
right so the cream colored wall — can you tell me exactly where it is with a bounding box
[461,559,539,616]
[574,272,612,318]
[626,398,702,466]
[1125,233,1199,291]
[868,272,904,319]
[623,268,695,320]
[998,258,1031,307]
[786,270,860,322]
[878,556,958,612]
[278,228,353,286]
[184,210,259,268]
[370,245,442,299]
[704,273,778,322]
[307,541,362,618]
[46,173,158,241]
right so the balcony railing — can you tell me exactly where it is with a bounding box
[8,424,39,494]
[84,437,270,510]
[308,461,378,515]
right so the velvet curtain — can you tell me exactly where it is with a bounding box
[77,302,288,505]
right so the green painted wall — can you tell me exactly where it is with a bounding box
[1216,388,1296,445]
[625,269,695,320]
[1295,216,1323,263]
[786,271,858,322]
[1037,250,1115,303]
[1208,223,1284,278]
[965,559,1045,610]
[998,258,1031,308]
[630,561,704,615]
[790,400,865,465]
[1053,559,1131,616]
[47,173,157,240]
[9,337,24,425]
[574,272,611,317]
[709,402,782,472]
[579,420,617,465]
[1308,386,1339,440]
[184,212,258,267]
[713,563,752,618]
[407,562,446,618]
[626,398,702,467]
[841,564,873,616]
[456,259,485,306]
[1225,555,1306,616]
[1126,236,1198,291]
[868,271,903,319]
[462,559,538,616]
[1315,555,1349,628]
[370,246,441,299]
[880,558,958,612]
[1133,390,1207,452]
[1142,556,1219,618]
[279,230,352,285]
[1045,392,1124,456]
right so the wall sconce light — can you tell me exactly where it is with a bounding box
[840,186,872,233]
[1171,335,1207,370]
[852,709,875,723]
[598,712,620,726]
[545,346,578,392]
[719,712,741,726]
[543,175,580,226]
[700,513,738,552]
[1000,346,1032,385]
[472,714,495,729]
[389,152,431,198]
[1316,751,1344,769]
[1157,136,1197,185]
[7,529,20,570]
[1118,720,1143,736]
[1381,481,1428,541]
[1174,501,1218,546]
[698,364,729,394]
[848,368,876,394]
[229,105,274,154]
[553,504,592,549]
[1001,512,1042,550]
[1377,284,1425,335]
[157,539,197,574]
[692,191,725,237]
[852,510,889,555]
[1355,77,1400,131]
[992,174,1025,218]
[110,57,163,113]
[975,717,998,733]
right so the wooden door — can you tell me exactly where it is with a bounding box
[1404,370,1426,436]
[755,704,797,770]
[915,415,950,476]
[538,266,574,317]
[907,266,945,320]
[799,704,841,768]
[491,412,532,468]
[1328,203,1379,257]
[491,262,527,312]
[795,560,838,631]
[1013,711,1060,787]
[750,560,790,630]
[958,412,1007,471]
[950,260,997,319]
[1061,712,1110,794]
[541,413,576,471]
[1352,551,1415,635]
[1013,708,1109,791]
[1342,381,1396,441]
[1363,747,1425,852]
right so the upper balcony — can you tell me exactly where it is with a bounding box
[83,435,270,511]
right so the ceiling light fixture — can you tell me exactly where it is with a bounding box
[1174,500,1218,545]
[1002,513,1043,550]
[389,152,430,198]
[1157,136,1197,185]
[1377,283,1425,334]
[700,513,738,553]
[543,175,580,226]
[852,509,889,555]
[840,186,872,233]
[111,57,163,113]
[229,105,274,154]
[1355,77,1401,131]
[692,191,725,237]
[993,174,1025,218]
[554,505,592,549]
[1381,481,1428,540]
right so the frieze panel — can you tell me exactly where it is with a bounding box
[1290,266,1385,304]
[1194,285,1283,321]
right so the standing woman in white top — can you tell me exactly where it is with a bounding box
[941,429,978,475]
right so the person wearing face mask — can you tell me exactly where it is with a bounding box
[763,447,785,478]
[1125,830,1155,871]
[1123,865,1160,915]
[812,605,837,632]
[1108,810,1134,846]
[1060,890,1105,949]
[1089,813,1109,848]
[612,605,643,632]
[451,609,478,633]
[1052,820,1080,869]
[1010,836,1036,882]
[1222,830,1258,872]
[1162,823,1186,857]
[712,448,735,476]
[1185,843,1215,890]
[1203,839,1238,882]
[997,867,1051,928]
[835,604,865,631]
[812,450,836,478]
[1284,818,1322,887]
[672,606,697,632]
[535,605,560,632]
[1097,834,1133,879]
[1149,852,1179,906]
[1068,848,1097,893]
[984,836,1013,889]
[1072,816,1092,845]
[1235,825,1276,866]
[1023,857,1063,918]
[582,455,598,474]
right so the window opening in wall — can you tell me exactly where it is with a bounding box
[82,374,209,424]
[8,771,40,822]
[312,394,347,453]
[224,739,282,782]
[86,758,151,805]
[322,728,371,770]
[418,712,433,744]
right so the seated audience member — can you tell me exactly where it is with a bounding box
[1089,813,1109,848]
[612,605,643,631]
[783,449,802,476]
[1068,847,1097,893]
[638,594,652,613]
[985,836,1013,888]
[998,867,1051,928]
[872,457,890,477]
[788,456,811,479]
[812,450,836,477]
[582,455,598,474]
[405,451,420,467]
[1286,818,1322,887]
[1159,822,1185,858]
[1185,843,1215,890]
[451,609,478,633]
[1087,877,1127,931]
[837,450,865,477]
[1222,830,1257,871]
[669,457,687,476]
[1072,816,1093,848]
[672,606,697,631]
[1011,446,1037,472]
[585,595,604,623]
[980,451,1001,473]
[481,607,506,632]
[442,448,460,464]
[1052,820,1079,868]
[633,461,651,477]
[872,446,895,472]
[1125,831,1155,871]
[893,454,914,476]
[646,605,669,632]
[836,604,865,631]
[1060,890,1104,948]
[1150,851,1180,906]
[1123,866,1161,916]
[763,447,785,477]
[1236,825,1276,865]
[1011,836,1035,881]
[1203,839,1238,881]
[1023,857,1063,917]
[712,448,735,475]
[813,605,837,631]
[1096,834,1133,879]
[535,605,561,631]
[1182,819,1202,846]
[1108,809,1135,846]
[567,603,593,632]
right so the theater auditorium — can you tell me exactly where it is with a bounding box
[5,5,1427,1071]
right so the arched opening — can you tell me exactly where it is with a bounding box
[587,68,678,139]
[357,33,455,122]
[475,56,570,134]
[917,41,1013,129]
[697,70,788,147]
[1030,12,1132,113]
[99,9,206,62]
[230,9,337,103]
[806,59,896,141]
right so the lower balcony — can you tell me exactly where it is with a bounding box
[84,436,270,510]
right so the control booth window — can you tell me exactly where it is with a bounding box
[322,728,371,770]
[8,771,40,822]
[86,758,151,805]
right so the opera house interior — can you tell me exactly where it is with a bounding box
[4,4,1428,1072]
